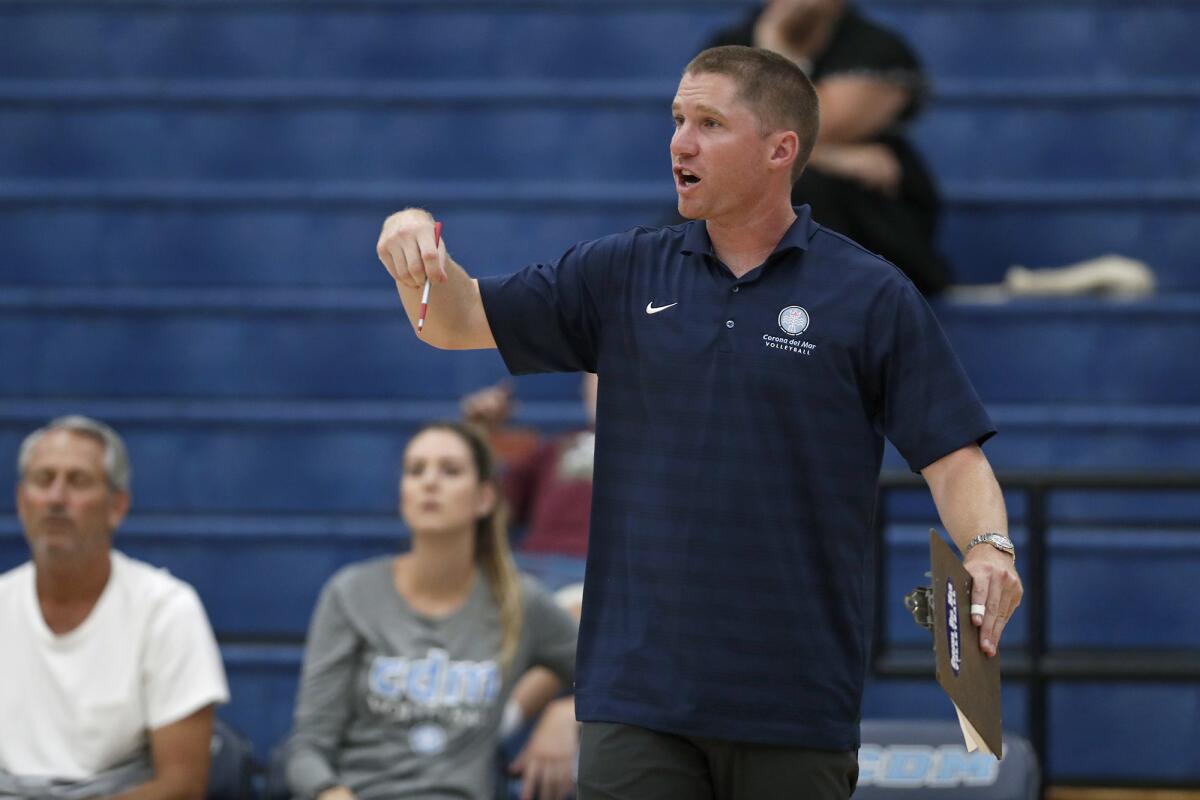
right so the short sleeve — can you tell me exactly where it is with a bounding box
[520,579,578,685]
[478,236,615,376]
[871,278,995,472]
[142,585,230,730]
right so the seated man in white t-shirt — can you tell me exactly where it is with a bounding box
[0,415,229,800]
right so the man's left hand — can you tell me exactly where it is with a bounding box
[963,546,1023,657]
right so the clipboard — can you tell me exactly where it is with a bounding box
[903,530,1003,757]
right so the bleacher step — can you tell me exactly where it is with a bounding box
[5,79,1197,183]
[4,0,1198,82]
[4,289,1200,401]
[4,179,1198,288]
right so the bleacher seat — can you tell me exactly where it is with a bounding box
[262,743,289,800]
[208,717,255,800]
[221,645,304,760]
[856,719,1038,799]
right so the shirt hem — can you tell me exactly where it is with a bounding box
[575,692,861,751]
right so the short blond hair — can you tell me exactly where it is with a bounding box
[685,45,820,182]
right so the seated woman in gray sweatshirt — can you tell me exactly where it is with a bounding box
[286,422,580,800]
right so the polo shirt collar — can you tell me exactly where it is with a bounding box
[679,205,818,258]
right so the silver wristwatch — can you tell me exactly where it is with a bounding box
[965,532,1015,559]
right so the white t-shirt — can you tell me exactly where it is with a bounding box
[0,550,230,780]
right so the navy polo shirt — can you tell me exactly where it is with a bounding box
[478,207,994,750]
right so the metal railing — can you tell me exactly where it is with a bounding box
[872,470,1200,788]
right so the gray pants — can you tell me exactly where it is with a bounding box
[0,756,152,799]
[578,722,858,800]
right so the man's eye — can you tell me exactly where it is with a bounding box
[67,473,97,489]
[28,471,53,487]
[704,119,720,128]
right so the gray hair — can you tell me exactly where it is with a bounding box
[17,415,131,493]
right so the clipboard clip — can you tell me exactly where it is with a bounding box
[904,584,934,631]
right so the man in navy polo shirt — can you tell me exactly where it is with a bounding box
[377,45,1022,800]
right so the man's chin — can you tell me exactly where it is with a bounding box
[30,531,84,559]
[676,198,703,221]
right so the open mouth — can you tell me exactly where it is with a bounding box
[674,167,701,189]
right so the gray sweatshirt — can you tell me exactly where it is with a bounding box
[286,558,577,800]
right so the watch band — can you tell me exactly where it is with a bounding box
[965,532,1015,558]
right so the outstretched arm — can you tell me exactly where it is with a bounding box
[922,444,1023,657]
[376,208,496,350]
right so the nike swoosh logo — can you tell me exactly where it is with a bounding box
[645,301,678,315]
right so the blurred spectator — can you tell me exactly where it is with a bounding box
[0,416,229,799]
[462,373,597,558]
[286,422,579,800]
[708,0,952,294]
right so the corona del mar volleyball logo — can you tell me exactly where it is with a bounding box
[778,306,810,336]
[946,578,961,676]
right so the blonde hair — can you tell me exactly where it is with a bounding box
[413,422,523,672]
[685,45,820,182]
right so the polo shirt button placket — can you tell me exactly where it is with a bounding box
[719,316,735,353]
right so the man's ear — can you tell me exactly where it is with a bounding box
[107,490,131,531]
[768,130,801,175]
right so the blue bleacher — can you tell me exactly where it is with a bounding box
[0,200,657,287]
[219,645,304,766]
[0,5,745,81]
[4,515,1198,653]
[4,0,1199,786]
[2,183,1199,290]
[8,83,1198,183]
[4,3,1200,83]
[864,677,1200,781]
[2,292,1198,402]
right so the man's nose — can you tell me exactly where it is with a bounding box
[44,478,69,504]
[671,125,696,158]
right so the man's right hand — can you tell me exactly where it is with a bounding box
[317,786,357,800]
[377,208,447,290]
[375,208,497,350]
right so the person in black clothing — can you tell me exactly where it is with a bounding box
[708,0,952,294]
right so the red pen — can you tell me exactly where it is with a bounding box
[417,220,442,336]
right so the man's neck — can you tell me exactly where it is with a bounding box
[706,198,797,277]
[35,551,112,635]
